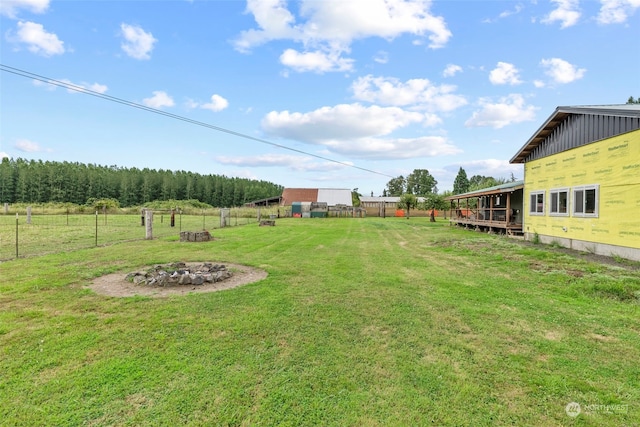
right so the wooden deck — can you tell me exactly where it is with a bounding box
[449,209,523,235]
[450,218,523,235]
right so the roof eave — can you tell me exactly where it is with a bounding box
[444,183,524,200]
[509,104,640,164]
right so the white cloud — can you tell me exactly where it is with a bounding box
[86,82,108,93]
[325,135,461,160]
[483,4,524,23]
[184,98,199,109]
[261,103,460,159]
[32,79,56,90]
[215,153,352,172]
[120,23,156,60]
[234,0,298,52]
[185,95,229,112]
[0,0,49,18]
[373,50,389,64]
[489,62,522,85]
[14,138,42,152]
[201,94,229,112]
[499,4,524,19]
[540,57,586,84]
[32,78,108,94]
[234,0,452,72]
[465,94,537,129]
[0,151,9,159]
[263,103,427,142]
[351,75,467,113]
[447,159,523,179]
[597,0,640,24]
[443,64,462,77]
[143,91,174,109]
[533,80,545,88]
[542,0,581,28]
[12,21,64,56]
[280,48,354,73]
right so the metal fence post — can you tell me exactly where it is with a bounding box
[15,213,19,258]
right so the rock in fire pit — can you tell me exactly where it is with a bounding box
[126,262,232,287]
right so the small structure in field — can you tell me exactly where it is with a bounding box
[180,230,212,242]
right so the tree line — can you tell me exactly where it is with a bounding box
[383,167,517,198]
[380,167,518,218]
[0,157,283,207]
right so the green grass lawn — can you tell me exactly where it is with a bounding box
[1,218,639,426]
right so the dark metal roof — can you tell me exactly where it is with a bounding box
[510,104,640,164]
[445,180,524,200]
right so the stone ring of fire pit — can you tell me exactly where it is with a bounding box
[87,262,268,298]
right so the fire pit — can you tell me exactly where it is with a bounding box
[126,262,232,287]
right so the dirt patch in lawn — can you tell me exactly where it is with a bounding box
[87,262,267,298]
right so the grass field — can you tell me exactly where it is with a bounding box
[1,217,639,426]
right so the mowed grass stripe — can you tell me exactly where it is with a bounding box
[1,217,639,426]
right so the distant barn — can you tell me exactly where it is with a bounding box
[280,188,353,207]
[280,188,363,218]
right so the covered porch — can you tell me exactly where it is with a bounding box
[445,181,524,235]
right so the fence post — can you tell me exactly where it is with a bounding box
[145,209,153,240]
[15,213,18,258]
[95,211,98,246]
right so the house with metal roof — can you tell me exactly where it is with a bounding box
[510,104,640,260]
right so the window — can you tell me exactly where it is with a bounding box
[573,185,599,217]
[529,191,545,215]
[549,188,569,216]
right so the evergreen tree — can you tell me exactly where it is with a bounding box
[452,167,469,195]
[0,157,16,203]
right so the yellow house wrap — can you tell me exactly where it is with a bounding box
[511,105,640,260]
[524,129,640,250]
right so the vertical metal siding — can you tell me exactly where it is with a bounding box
[525,114,640,162]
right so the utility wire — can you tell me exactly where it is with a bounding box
[0,63,394,179]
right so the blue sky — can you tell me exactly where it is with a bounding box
[1,0,639,196]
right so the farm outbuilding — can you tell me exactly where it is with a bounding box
[510,104,640,260]
[281,188,362,217]
[280,188,353,207]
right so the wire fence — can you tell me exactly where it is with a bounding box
[0,207,280,261]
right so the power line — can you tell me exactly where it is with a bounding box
[0,63,394,179]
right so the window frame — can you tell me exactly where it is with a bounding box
[549,187,570,217]
[572,184,599,218]
[529,190,546,216]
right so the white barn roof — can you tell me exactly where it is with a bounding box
[317,188,353,206]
